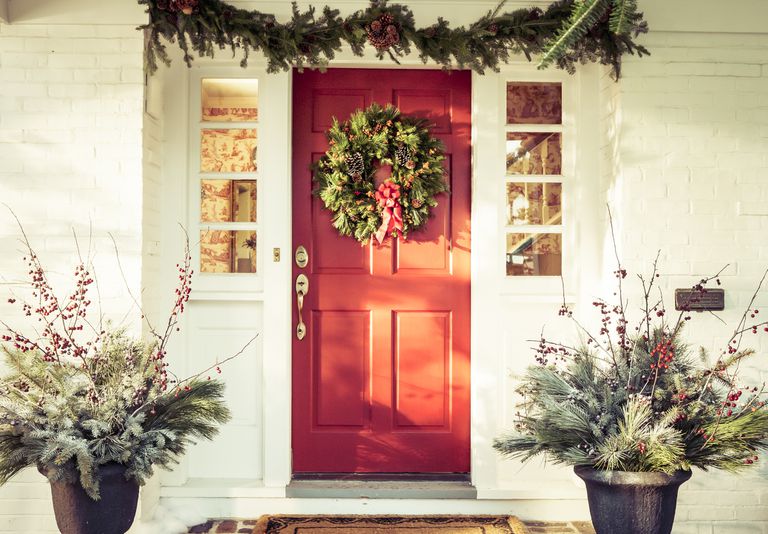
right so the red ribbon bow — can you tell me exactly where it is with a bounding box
[374,179,404,244]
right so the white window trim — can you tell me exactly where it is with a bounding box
[188,70,264,296]
[496,70,577,295]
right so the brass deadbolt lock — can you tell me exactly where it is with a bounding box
[295,245,309,268]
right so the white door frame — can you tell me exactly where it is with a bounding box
[157,45,601,508]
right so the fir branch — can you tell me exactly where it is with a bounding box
[609,0,638,35]
[538,0,612,70]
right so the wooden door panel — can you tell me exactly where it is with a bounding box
[312,89,372,132]
[293,68,471,474]
[394,159,452,274]
[311,195,371,274]
[393,311,450,429]
[394,90,453,133]
[312,310,371,429]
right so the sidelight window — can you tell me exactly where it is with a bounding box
[197,79,259,274]
[504,82,564,277]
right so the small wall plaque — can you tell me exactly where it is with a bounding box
[674,288,725,311]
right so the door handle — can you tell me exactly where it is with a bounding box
[295,274,309,340]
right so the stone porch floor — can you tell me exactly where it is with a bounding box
[189,519,596,533]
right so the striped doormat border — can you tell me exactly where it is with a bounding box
[189,517,596,533]
[255,516,529,533]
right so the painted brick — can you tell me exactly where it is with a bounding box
[24,38,75,53]
[0,37,25,52]
[48,83,97,98]
[665,62,719,76]
[73,68,121,83]
[0,129,22,143]
[44,26,98,38]
[712,522,765,534]
[714,63,762,77]
[0,18,145,532]
[0,51,48,67]
[607,31,768,533]
[22,98,72,113]
[0,82,47,97]
[0,24,49,37]
[46,53,97,68]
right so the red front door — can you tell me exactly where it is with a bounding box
[291,68,471,474]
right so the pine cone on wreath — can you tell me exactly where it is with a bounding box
[395,145,411,166]
[366,13,401,51]
[345,152,365,178]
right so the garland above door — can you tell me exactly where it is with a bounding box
[139,0,649,80]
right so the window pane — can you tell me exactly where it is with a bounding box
[506,132,561,175]
[201,180,257,223]
[507,182,562,225]
[506,233,562,276]
[507,82,562,125]
[202,78,259,122]
[200,230,257,274]
[201,129,257,173]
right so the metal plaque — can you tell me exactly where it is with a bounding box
[674,288,725,311]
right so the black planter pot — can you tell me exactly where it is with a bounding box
[574,466,691,534]
[41,463,139,534]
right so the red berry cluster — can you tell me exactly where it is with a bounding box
[153,252,194,393]
[534,337,571,366]
[3,253,95,364]
[366,13,401,50]
[717,390,744,418]
[649,340,674,371]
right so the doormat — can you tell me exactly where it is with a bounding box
[253,516,529,534]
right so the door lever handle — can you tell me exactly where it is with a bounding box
[295,274,309,340]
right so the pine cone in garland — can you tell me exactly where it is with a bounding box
[366,13,401,51]
[169,0,197,15]
[395,145,411,166]
[345,152,365,178]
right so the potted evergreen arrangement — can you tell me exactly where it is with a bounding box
[0,228,242,534]
[494,227,768,534]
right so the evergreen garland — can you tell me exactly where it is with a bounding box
[139,0,649,80]
[314,103,447,244]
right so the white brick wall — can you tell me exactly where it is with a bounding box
[0,22,145,533]
[2,7,768,534]
[607,31,768,533]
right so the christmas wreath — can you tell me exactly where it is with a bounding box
[315,103,448,244]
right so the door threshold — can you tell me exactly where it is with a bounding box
[293,473,471,482]
[286,475,476,500]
